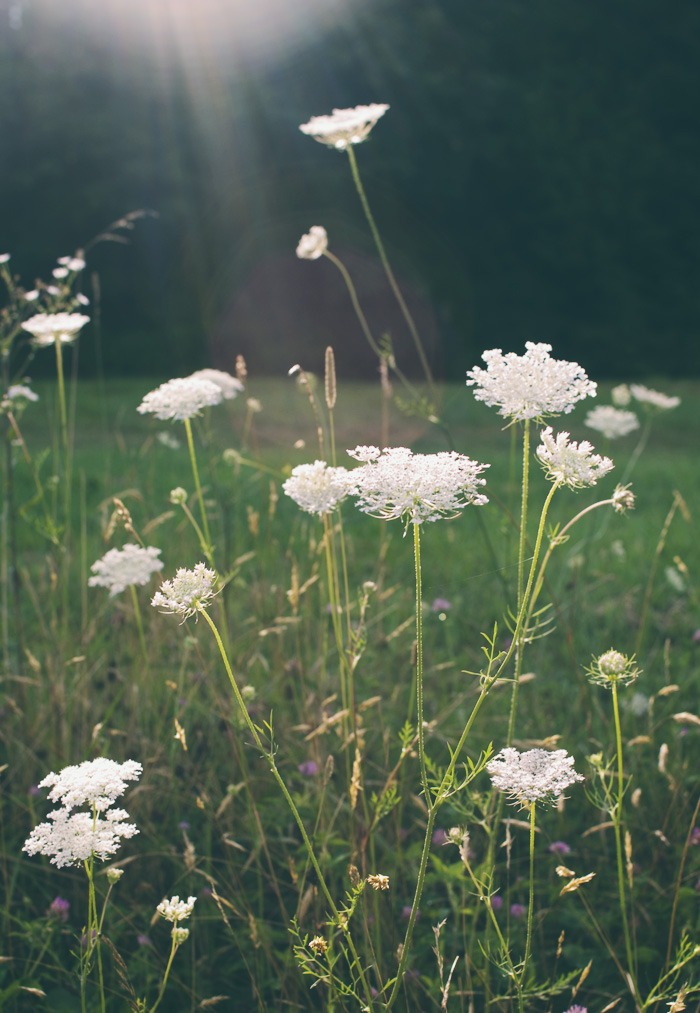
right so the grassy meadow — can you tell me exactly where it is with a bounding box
[2,369,699,1012]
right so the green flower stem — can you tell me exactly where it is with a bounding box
[54,339,70,474]
[461,855,521,1012]
[345,145,435,399]
[183,417,214,566]
[150,934,179,1013]
[611,681,641,1006]
[130,584,148,664]
[522,802,536,986]
[516,421,530,618]
[413,522,429,801]
[199,606,374,1010]
[84,851,106,1013]
[179,499,211,567]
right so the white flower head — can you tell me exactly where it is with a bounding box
[188,368,244,400]
[296,226,328,260]
[151,563,218,618]
[585,405,639,440]
[137,377,223,421]
[68,257,86,272]
[5,385,39,403]
[536,427,614,489]
[0,253,10,263]
[587,649,640,688]
[283,460,351,515]
[172,926,190,945]
[88,545,164,598]
[612,484,635,513]
[21,313,90,347]
[52,267,69,279]
[23,290,39,301]
[466,342,597,421]
[75,293,90,306]
[38,757,143,812]
[487,747,584,806]
[630,384,680,412]
[299,104,390,150]
[157,895,197,923]
[611,383,631,406]
[23,807,139,868]
[346,446,489,525]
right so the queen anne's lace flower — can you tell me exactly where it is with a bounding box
[611,384,631,406]
[137,377,223,421]
[299,104,390,150]
[487,747,584,806]
[283,461,351,515]
[21,313,90,347]
[151,563,217,618]
[630,384,680,412]
[157,895,197,923]
[584,405,639,440]
[587,649,640,687]
[296,226,328,260]
[346,446,489,524]
[88,545,164,597]
[188,369,244,400]
[466,342,597,421]
[23,807,139,868]
[39,758,143,812]
[4,385,38,403]
[536,428,614,489]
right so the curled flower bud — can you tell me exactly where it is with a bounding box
[308,935,328,955]
[612,484,635,513]
[172,926,190,946]
[587,649,640,687]
[296,226,328,260]
[170,487,188,505]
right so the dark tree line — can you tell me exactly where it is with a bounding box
[1,0,698,379]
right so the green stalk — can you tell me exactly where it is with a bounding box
[199,607,374,1009]
[522,802,536,985]
[130,584,148,664]
[184,417,214,566]
[611,681,641,1006]
[413,522,429,801]
[345,145,435,398]
[150,935,179,1013]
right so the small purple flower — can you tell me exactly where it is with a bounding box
[47,896,70,922]
[510,903,526,919]
[325,603,341,615]
[402,905,419,921]
[548,841,571,856]
[690,828,700,846]
[29,785,42,798]
[137,934,152,947]
[178,821,190,831]
[80,929,98,947]
[432,828,449,847]
[298,760,319,777]
[490,894,503,911]
[564,1006,587,1013]
[399,827,408,840]
[431,598,452,613]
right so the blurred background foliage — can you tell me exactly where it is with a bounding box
[1,0,698,379]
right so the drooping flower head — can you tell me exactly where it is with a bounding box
[630,384,680,412]
[584,405,639,440]
[88,545,164,597]
[38,757,143,812]
[536,428,614,489]
[283,460,351,515]
[466,342,597,422]
[137,377,223,422]
[487,747,584,807]
[21,313,90,347]
[296,226,328,260]
[188,369,244,400]
[299,104,390,150]
[346,446,489,525]
[151,563,218,618]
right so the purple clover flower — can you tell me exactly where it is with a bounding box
[298,760,319,777]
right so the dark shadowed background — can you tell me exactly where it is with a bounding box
[1,0,698,380]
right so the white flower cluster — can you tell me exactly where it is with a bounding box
[487,747,584,806]
[630,383,680,412]
[299,104,390,150]
[5,385,39,403]
[466,342,597,421]
[189,368,244,400]
[584,405,639,440]
[21,313,90,347]
[587,649,640,687]
[151,563,217,618]
[137,377,223,421]
[296,226,328,260]
[283,460,351,515]
[23,758,142,868]
[536,427,614,489]
[157,894,197,946]
[88,545,164,597]
[345,446,489,524]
